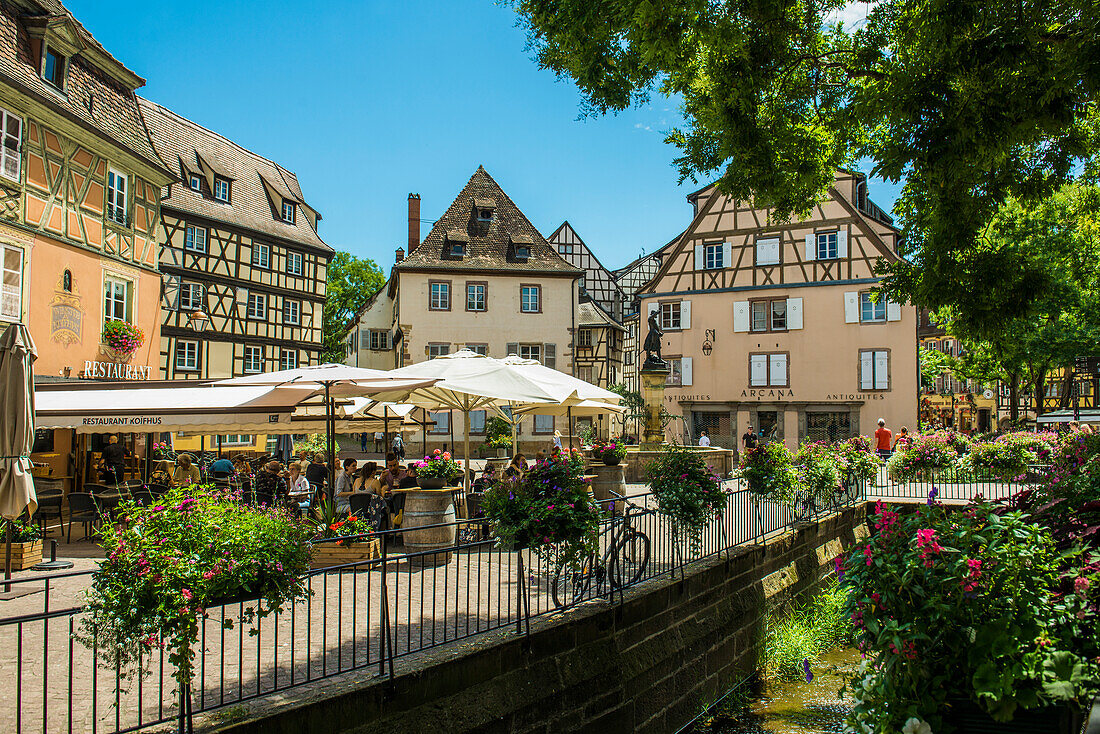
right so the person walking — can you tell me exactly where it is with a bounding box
[741,425,759,451]
[100,434,129,485]
[875,419,893,459]
[391,433,405,461]
[698,429,711,447]
[360,432,369,453]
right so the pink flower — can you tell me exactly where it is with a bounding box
[863,544,873,566]
[202,570,216,580]
[1075,576,1090,595]
[442,452,451,460]
[181,588,193,601]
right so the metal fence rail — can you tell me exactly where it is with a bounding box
[0,471,1034,733]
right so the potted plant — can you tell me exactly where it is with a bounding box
[840,499,1097,733]
[484,417,513,458]
[100,320,144,362]
[481,449,598,570]
[794,441,844,509]
[885,431,957,482]
[310,500,379,568]
[593,439,627,466]
[77,486,312,695]
[4,519,41,570]
[646,445,727,553]
[415,449,462,488]
[834,435,880,484]
[293,433,340,456]
[736,441,798,503]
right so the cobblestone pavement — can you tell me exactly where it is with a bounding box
[0,475,1013,733]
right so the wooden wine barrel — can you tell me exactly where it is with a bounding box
[401,488,457,566]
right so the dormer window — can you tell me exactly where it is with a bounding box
[477,208,493,224]
[189,174,202,192]
[515,246,530,260]
[42,47,65,89]
[449,242,466,257]
[213,176,230,203]
[281,200,296,223]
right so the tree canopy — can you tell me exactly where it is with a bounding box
[511,0,1100,329]
[321,251,386,362]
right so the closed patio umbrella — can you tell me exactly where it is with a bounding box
[0,323,37,581]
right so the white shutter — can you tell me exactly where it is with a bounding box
[506,342,519,357]
[874,351,889,389]
[860,351,874,389]
[886,300,902,322]
[756,238,779,266]
[694,244,704,270]
[722,242,732,269]
[844,292,859,323]
[838,228,848,258]
[805,233,815,261]
[680,300,691,329]
[733,301,750,332]
[786,297,803,330]
[680,357,692,386]
[543,343,556,369]
[769,354,787,386]
[750,355,768,386]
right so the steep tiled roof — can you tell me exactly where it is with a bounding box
[0,0,165,172]
[578,300,625,331]
[397,166,581,276]
[137,97,331,253]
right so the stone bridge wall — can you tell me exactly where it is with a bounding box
[212,505,869,734]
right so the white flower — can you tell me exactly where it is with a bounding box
[901,718,932,734]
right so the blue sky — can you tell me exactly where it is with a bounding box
[70,0,900,271]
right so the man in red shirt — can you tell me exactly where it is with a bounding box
[875,418,893,459]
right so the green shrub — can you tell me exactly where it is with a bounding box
[737,441,798,502]
[763,580,852,681]
[293,433,340,456]
[646,445,727,552]
[794,441,843,502]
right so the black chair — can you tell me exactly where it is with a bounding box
[350,493,390,532]
[148,483,169,497]
[67,492,99,542]
[33,487,65,538]
[130,488,155,506]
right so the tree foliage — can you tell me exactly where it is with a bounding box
[511,0,1100,327]
[321,251,386,362]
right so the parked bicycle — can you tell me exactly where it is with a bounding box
[551,491,652,608]
[791,468,861,522]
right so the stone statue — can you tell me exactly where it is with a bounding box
[642,310,667,370]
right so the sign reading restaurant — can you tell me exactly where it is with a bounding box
[81,360,153,381]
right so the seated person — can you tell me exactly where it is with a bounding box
[398,463,419,489]
[149,460,172,487]
[378,453,407,496]
[171,454,201,487]
[504,453,528,479]
[210,455,235,479]
[352,462,382,494]
[334,458,359,513]
[286,460,310,496]
[305,452,328,490]
[232,457,250,476]
[254,461,288,507]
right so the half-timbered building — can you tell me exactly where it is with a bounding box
[547,221,624,320]
[614,235,678,395]
[0,0,172,382]
[137,98,331,382]
[637,171,917,450]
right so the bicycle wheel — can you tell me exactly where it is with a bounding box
[792,491,814,522]
[610,529,651,589]
[551,558,594,609]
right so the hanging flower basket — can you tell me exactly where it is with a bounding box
[100,321,144,361]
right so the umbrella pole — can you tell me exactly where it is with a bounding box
[449,409,454,457]
[463,398,471,497]
[568,407,574,451]
[509,401,517,456]
[4,520,11,591]
[383,406,389,459]
[421,408,426,457]
[325,382,335,504]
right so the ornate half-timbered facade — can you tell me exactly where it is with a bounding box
[0,0,172,381]
[137,99,331,380]
[637,171,917,450]
[547,221,624,320]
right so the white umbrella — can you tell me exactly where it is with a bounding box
[386,350,574,493]
[215,365,438,499]
[0,323,37,581]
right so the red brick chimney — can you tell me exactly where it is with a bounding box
[408,193,420,252]
[395,247,405,263]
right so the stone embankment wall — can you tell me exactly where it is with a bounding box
[212,506,869,734]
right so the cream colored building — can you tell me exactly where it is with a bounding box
[347,167,581,454]
[636,171,917,450]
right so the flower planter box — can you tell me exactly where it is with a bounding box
[310,539,382,569]
[6,540,41,571]
[942,698,1084,734]
[416,477,448,489]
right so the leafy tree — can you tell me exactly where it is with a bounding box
[321,251,386,362]
[609,383,645,439]
[511,0,1100,328]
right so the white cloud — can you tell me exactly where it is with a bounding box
[824,0,877,30]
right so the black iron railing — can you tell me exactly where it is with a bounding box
[0,471,1037,734]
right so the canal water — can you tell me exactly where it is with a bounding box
[694,647,862,733]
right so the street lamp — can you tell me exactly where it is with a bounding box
[187,311,209,332]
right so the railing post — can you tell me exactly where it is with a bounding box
[379,538,394,679]
[515,551,526,636]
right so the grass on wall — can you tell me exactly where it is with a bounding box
[762,580,853,681]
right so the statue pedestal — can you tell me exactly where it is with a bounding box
[640,365,670,451]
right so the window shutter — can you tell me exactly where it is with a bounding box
[805,233,815,261]
[756,238,779,266]
[694,244,704,270]
[874,351,889,389]
[838,228,848,258]
[886,300,902,321]
[750,355,768,386]
[860,351,874,389]
[543,343,556,369]
[733,301,750,332]
[506,342,519,357]
[681,357,693,386]
[786,297,803,330]
[163,274,180,311]
[722,242,732,268]
[680,300,691,329]
[769,354,787,386]
[844,291,859,323]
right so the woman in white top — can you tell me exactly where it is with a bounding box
[287,461,311,496]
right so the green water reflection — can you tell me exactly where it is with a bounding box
[699,647,861,733]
